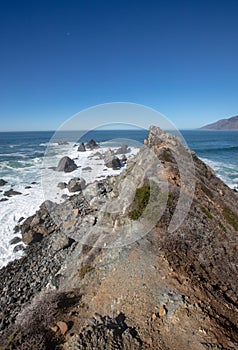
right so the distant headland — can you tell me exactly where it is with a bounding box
[201,115,238,130]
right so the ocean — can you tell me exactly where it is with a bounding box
[0,129,238,267]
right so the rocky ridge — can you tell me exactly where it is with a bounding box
[0,126,238,349]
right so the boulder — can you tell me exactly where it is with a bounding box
[105,157,121,169]
[56,156,77,172]
[104,149,121,169]
[22,230,43,244]
[0,179,7,186]
[120,154,127,163]
[10,237,22,245]
[50,233,75,252]
[115,144,131,154]
[86,139,99,150]
[78,142,86,152]
[13,244,25,253]
[67,177,86,192]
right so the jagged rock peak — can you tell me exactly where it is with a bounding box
[144,125,182,148]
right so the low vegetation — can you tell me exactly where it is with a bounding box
[128,182,175,222]
[222,206,238,231]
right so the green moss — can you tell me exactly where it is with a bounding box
[200,205,213,220]
[128,184,151,220]
[218,221,227,232]
[159,149,174,163]
[128,183,174,221]
[222,206,238,231]
[201,184,213,198]
[78,264,94,279]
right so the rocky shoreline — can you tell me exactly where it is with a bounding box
[0,126,238,349]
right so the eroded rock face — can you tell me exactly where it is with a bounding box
[56,156,77,172]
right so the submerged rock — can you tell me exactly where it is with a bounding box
[56,156,77,172]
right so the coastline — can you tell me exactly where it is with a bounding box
[0,126,238,349]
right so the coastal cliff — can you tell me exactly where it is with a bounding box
[201,115,238,130]
[0,126,238,349]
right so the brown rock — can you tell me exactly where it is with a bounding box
[56,321,68,335]
[159,305,167,317]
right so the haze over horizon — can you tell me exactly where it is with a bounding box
[1,0,238,131]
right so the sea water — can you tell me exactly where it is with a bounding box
[0,129,238,267]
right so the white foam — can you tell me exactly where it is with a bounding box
[0,144,140,267]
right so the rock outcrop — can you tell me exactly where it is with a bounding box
[77,142,86,152]
[56,156,77,172]
[115,144,131,154]
[0,179,7,186]
[1,126,238,350]
[104,148,122,169]
[67,177,86,192]
[86,139,98,150]
[4,189,22,197]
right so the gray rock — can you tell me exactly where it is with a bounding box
[22,230,43,245]
[120,154,127,162]
[4,189,22,197]
[78,142,86,152]
[58,141,69,145]
[115,144,131,154]
[50,232,75,252]
[56,156,77,173]
[82,166,92,171]
[13,244,25,253]
[0,179,7,186]
[86,139,99,150]
[67,178,86,192]
[105,156,121,170]
[104,149,121,169]
[57,182,67,189]
[10,237,22,245]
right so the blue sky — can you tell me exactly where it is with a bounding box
[0,0,238,131]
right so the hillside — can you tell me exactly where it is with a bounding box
[0,126,238,350]
[201,115,238,129]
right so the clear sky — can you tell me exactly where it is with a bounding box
[0,0,238,131]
